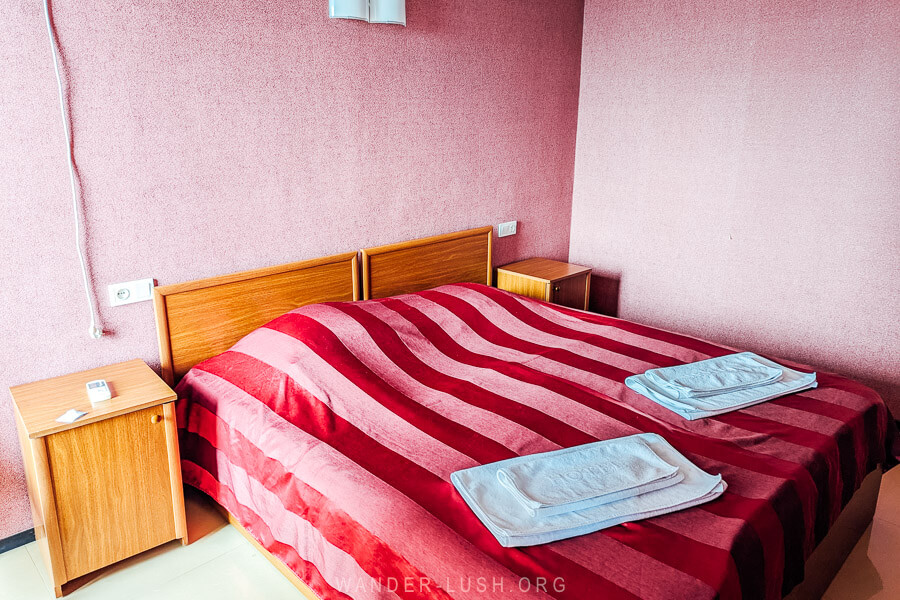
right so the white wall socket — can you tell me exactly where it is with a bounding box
[108,278,155,307]
[498,220,517,237]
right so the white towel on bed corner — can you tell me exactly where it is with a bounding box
[644,352,783,398]
[626,353,817,421]
[495,435,683,518]
[451,433,726,548]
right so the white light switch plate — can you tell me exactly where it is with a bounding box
[498,221,517,237]
[108,278,155,307]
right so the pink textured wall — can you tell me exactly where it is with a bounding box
[571,1,899,412]
[0,0,584,538]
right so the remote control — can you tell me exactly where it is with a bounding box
[86,379,111,404]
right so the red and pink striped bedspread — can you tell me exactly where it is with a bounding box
[175,283,890,600]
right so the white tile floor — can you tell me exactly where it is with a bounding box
[821,464,900,600]
[0,489,300,600]
[2,468,898,600]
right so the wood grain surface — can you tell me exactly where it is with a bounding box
[11,359,176,439]
[154,252,359,385]
[361,226,492,299]
[46,406,176,580]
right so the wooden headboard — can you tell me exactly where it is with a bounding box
[361,226,493,300]
[153,252,359,386]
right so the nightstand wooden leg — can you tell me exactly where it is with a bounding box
[163,403,188,544]
[31,438,68,591]
[583,272,591,311]
[53,584,62,598]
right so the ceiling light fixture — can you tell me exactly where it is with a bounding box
[329,0,406,26]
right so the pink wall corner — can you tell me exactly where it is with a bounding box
[571,0,899,412]
[0,0,584,538]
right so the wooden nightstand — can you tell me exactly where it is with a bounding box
[496,258,592,310]
[10,359,187,597]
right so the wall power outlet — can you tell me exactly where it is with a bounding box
[498,221,517,237]
[108,278,155,307]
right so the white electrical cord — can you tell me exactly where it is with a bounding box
[43,0,103,339]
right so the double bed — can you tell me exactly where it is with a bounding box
[153,227,892,600]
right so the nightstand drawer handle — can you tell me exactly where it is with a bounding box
[150,414,162,424]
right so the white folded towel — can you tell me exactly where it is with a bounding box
[626,353,817,420]
[451,433,726,548]
[644,352,783,398]
[495,436,683,518]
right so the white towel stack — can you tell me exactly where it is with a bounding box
[496,436,683,517]
[626,352,817,420]
[451,433,725,548]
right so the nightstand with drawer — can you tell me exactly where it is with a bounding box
[10,359,187,597]
[496,258,592,310]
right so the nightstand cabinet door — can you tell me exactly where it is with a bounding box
[550,273,590,310]
[45,405,176,580]
[495,270,551,302]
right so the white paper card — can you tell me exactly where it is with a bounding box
[56,409,87,424]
